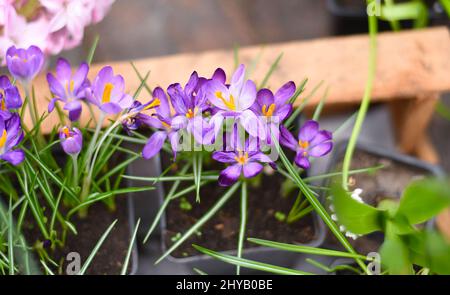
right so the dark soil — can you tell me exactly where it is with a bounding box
[22,197,133,275]
[162,153,318,258]
[325,149,430,255]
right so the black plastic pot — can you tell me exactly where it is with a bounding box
[147,154,326,275]
[321,140,444,270]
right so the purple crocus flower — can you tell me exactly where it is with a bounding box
[5,45,44,84]
[85,66,133,114]
[59,126,83,155]
[47,58,89,121]
[213,144,274,186]
[204,64,264,140]
[0,75,22,120]
[122,97,162,134]
[0,114,25,166]
[142,87,180,160]
[167,71,211,144]
[280,120,333,169]
[250,81,295,144]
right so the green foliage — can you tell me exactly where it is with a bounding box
[332,178,450,274]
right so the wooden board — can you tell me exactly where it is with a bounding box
[23,27,450,136]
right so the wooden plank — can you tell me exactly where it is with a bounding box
[390,93,440,162]
[21,27,450,134]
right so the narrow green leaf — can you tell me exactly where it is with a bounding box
[248,238,368,259]
[79,219,117,275]
[121,219,140,275]
[192,244,311,275]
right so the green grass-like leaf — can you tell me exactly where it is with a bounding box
[192,244,311,275]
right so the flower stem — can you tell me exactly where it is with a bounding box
[79,112,105,217]
[236,180,247,275]
[24,84,37,127]
[71,154,79,188]
[341,3,378,189]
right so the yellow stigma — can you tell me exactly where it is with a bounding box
[161,121,171,129]
[185,107,198,119]
[0,99,5,111]
[215,91,236,111]
[66,80,74,93]
[102,83,114,103]
[144,98,161,110]
[262,103,276,117]
[62,127,71,138]
[0,129,7,148]
[298,140,309,150]
[234,151,249,165]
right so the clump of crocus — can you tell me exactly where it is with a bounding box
[0,75,22,120]
[0,114,25,166]
[280,120,333,169]
[47,58,89,121]
[59,126,83,156]
[85,66,133,115]
[5,45,44,85]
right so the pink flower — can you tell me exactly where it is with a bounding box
[91,0,115,23]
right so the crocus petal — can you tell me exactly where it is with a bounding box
[298,120,319,142]
[64,100,82,121]
[275,104,292,121]
[100,102,123,114]
[243,162,263,178]
[167,83,188,114]
[184,71,198,97]
[140,115,164,129]
[55,58,72,81]
[0,76,11,88]
[46,73,66,99]
[218,164,242,187]
[236,80,257,111]
[171,115,188,130]
[280,125,298,151]
[294,153,310,169]
[0,150,25,166]
[168,131,180,160]
[117,94,134,109]
[212,68,226,84]
[256,88,274,108]
[142,131,167,159]
[274,81,296,105]
[72,62,89,90]
[249,152,273,163]
[229,64,245,99]
[4,86,22,109]
[309,142,333,157]
[310,130,333,147]
[205,80,230,110]
[212,151,237,163]
[153,87,171,118]
[239,109,265,139]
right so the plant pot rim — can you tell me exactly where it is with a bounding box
[329,140,445,179]
[153,153,327,264]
